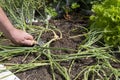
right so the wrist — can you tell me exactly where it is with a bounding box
[3,26,16,36]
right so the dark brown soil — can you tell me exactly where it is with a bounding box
[20,18,100,80]
[11,17,93,80]
[2,14,119,80]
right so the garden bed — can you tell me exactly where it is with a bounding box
[1,13,120,80]
[0,12,119,80]
[1,0,120,80]
[1,14,95,80]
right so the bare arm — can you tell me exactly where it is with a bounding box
[0,7,15,34]
[0,7,35,46]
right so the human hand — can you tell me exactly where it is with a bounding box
[5,28,35,46]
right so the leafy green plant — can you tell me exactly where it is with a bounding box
[71,2,80,9]
[45,7,58,18]
[90,0,120,47]
[44,0,100,18]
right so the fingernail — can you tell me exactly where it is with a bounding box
[32,40,38,44]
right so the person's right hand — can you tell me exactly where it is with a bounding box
[5,28,35,46]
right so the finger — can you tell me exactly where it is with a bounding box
[21,40,34,46]
[25,34,34,40]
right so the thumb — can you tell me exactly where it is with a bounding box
[22,40,35,46]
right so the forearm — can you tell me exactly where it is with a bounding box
[0,7,34,46]
[0,7,15,34]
